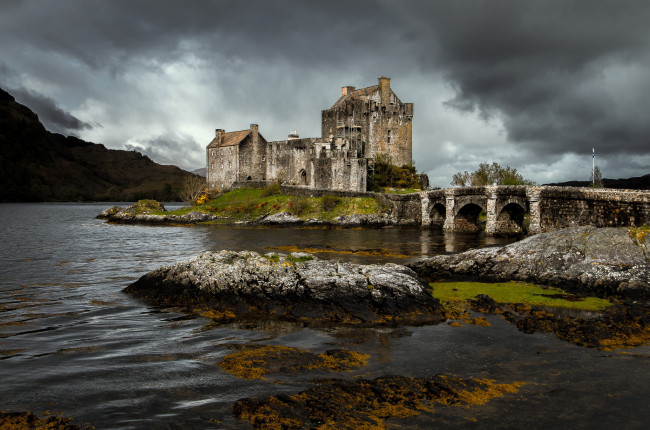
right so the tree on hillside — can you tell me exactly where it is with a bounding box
[590,166,603,188]
[451,162,536,187]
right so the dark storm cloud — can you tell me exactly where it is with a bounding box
[405,0,650,157]
[2,0,405,72]
[10,87,93,134]
[1,0,648,182]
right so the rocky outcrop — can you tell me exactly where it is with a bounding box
[124,251,446,325]
[409,226,650,298]
[97,202,217,224]
[98,205,407,227]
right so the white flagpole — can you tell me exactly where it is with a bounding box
[592,147,595,186]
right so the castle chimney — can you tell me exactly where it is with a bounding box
[378,76,391,106]
[250,124,259,145]
[215,129,225,145]
[342,86,356,96]
[288,129,299,140]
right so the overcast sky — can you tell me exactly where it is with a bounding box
[1,0,649,187]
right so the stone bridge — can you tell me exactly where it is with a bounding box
[385,185,650,236]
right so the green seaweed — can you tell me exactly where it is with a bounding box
[431,281,612,311]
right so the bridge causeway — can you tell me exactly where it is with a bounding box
[411,185,650,235]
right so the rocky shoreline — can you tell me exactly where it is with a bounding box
[409,226,650,298]
[124,250,446,326]
[122,226,649,351]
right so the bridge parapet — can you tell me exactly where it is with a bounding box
[536,186,649,232]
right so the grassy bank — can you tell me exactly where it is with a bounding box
[151,187,385,222]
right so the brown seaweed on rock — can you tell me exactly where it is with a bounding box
[233,374,525,429]
[469,295,650,350]
[218,344,369,380]
[0,411,90,430]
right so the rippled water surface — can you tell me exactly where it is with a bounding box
[1,203,648,429]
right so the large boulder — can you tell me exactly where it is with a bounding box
[124,251,446,325]
[409,226,650,298]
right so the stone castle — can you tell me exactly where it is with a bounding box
[206,77,413,192]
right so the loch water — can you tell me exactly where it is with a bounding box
[0,203,648,429]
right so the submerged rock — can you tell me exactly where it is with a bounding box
[124,250,446,326]
[409,227,650,298]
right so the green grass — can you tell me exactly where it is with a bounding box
[431,281,613,311]
[149,188,383,222]
[381,187,420,194]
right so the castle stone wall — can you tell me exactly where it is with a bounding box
[206,145,238,190]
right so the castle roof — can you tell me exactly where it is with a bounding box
[207,129,251,148]
[329,85,380,109]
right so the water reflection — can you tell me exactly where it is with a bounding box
[199,224,516,264]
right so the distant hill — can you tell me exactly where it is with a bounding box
[192,167,206,177]
[0,88,199,202]
[545,174,650,190]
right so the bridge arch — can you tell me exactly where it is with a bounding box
[493,202,527,235]
[454,202,484,232]
[429,202,446,226]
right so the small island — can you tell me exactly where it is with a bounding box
[97,186,410,227]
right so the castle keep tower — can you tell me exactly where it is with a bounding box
[321,76,413,167]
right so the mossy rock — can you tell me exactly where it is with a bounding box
[128,199,166,214]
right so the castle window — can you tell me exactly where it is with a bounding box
[387,129,391,144]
